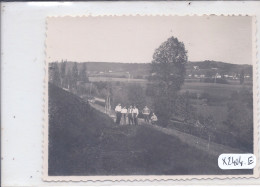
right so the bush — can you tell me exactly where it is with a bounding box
[224,90,253,152]
[173,92,197,123]
[127,84,146,108]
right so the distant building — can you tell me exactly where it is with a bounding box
[193,66,199,70]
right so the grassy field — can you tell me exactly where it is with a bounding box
[89,76,252,98]
[182,82,252,98]
[48,83,252,176]
[194,105,228,125]
[89,76,147,83]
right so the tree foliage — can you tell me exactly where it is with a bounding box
[127,84,146,109]
[79,63,89,83]
[174,92,196,123]
[150,36,188,126]
[52,63,61,87]
[240,69,245,85]
[71,62,79,92]
[60,61,67,88]
[224,89,253,151]
[67,69,73,91]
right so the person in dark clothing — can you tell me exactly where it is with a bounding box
[132,105,139,125]
[128,105,134,125]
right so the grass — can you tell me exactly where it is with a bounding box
[89,76,252,100]
[194,105,228,125]
[48,83,252,176]
[182,82,252,98]
[89,77,147,83]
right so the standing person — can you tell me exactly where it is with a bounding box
[133,105,139,125]
[142,106,151,123]
[121,106,127,125]
[128,105,134,125]
[115,104,122,124]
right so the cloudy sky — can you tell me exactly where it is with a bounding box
[47,16,253,65]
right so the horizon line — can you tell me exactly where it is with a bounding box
[49,60,252,66]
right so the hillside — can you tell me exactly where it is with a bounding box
[52,60,252,79]
[48,83,252,176]
[187,60,252,75]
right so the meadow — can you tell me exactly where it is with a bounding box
[182,82,252,99]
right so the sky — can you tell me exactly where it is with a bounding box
[46,16,253,65]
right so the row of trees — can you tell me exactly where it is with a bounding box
[50,61,89,93]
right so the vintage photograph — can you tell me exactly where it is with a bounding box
[45,16,257,179]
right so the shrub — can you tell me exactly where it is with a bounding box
[224,90,253,152]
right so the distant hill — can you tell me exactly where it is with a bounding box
[51,60,252,79]
[187,60,252,76]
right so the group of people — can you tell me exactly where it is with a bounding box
[114,104,158,125]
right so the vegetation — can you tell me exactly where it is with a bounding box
[79,63,89,83]
[224,89,253,151]
[49,54,253,152]
[240,69,245,84]
[49,84,251,175]
[49,61,89,95]
[149,36,188,127]
[173,92,197,123]
[51,63,61,87]
[203,78,229,84]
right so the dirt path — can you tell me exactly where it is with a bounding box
[89,102,242,157]
[141,121,242,157]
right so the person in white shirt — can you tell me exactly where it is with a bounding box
[121,106,128,125]
[115,104,122,124]
[151,113,158,125]
[132,105,139,125]
[142,106,151,123]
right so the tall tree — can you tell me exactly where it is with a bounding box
[79,63,89,83]
[60,61,67,88]
[71,62,79,90]
[67,69,73,91]
[150,36,188,126]
[240,69,245,85]
[52,63,61,87]
[127,84,146,109]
